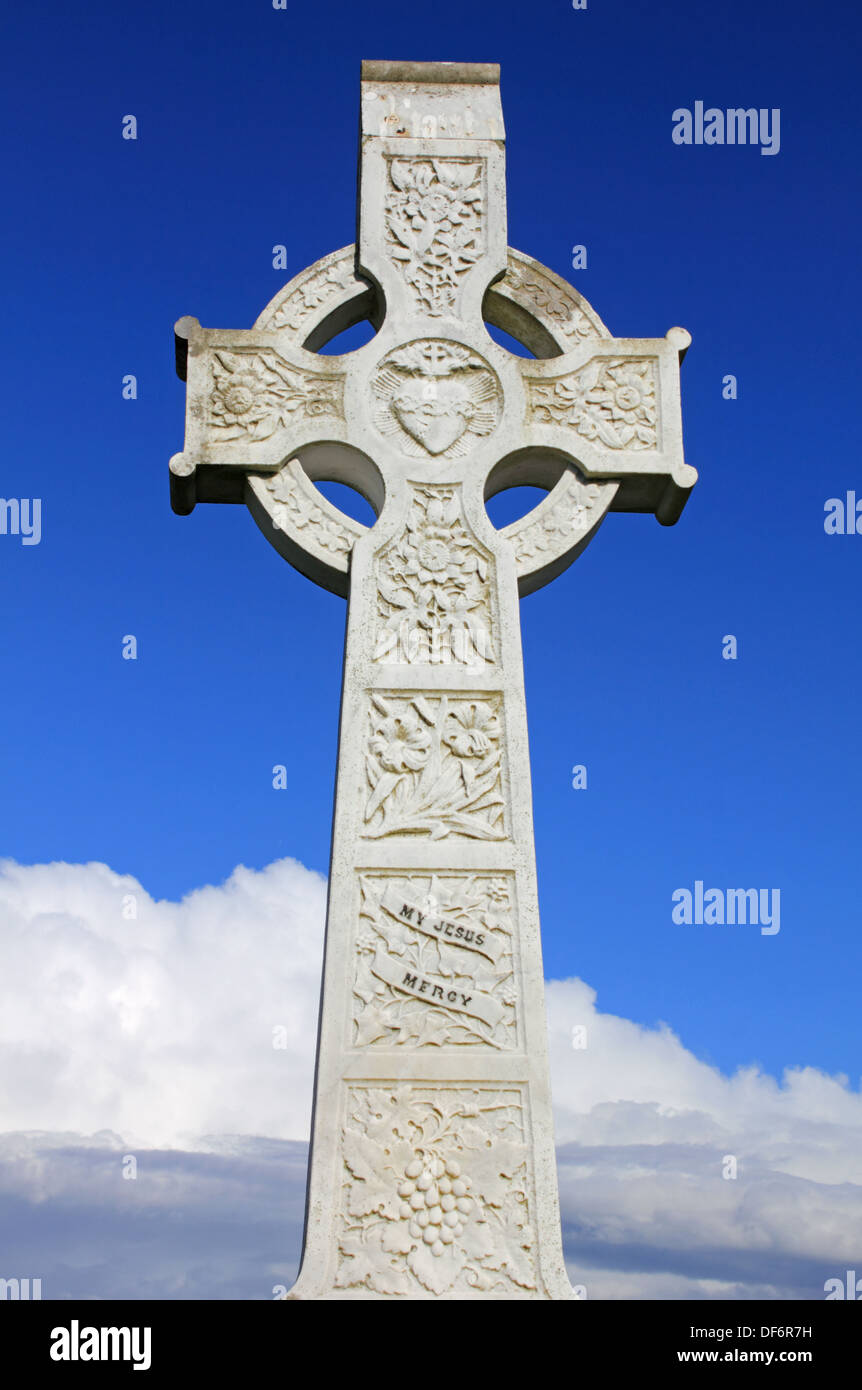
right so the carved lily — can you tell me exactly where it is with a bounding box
[443,702,500,759]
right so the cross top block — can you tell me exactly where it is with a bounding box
[170,61,696,598]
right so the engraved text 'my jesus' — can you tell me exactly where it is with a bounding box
[169,59,696,1300]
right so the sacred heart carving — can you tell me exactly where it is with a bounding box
[391,382,477,456]
[372,339,501,459]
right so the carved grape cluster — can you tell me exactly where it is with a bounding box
[398,1154,474,1257]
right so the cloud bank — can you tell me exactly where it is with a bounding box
[1,856,859,1299]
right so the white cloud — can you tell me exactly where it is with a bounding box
[0,856,860,1299]
[0,856,325,1147]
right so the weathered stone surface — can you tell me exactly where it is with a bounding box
[169,59,695,1299]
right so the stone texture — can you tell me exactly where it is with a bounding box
[169,59,695,1299]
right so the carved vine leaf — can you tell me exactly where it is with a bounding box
[503,261,600,344]
[385,158,484,316]
[364,694,505,841]
[337,1087,536,1297]
[267,259,356,332]
[511,476,606,566]
[374,484,494,667]
[262,465,359,556]
[353,874,515,1050]
[528,358,658,450]
[209,350,342,441]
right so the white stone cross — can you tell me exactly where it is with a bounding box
[170,60,696,1300]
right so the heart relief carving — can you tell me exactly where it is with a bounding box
[372,340,501,459]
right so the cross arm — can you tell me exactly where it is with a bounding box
[169,315,350,516]
[515,326,696,525]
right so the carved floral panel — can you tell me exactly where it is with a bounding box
[352,872,516,1050]
[337,1084,536,1296]
[363,692,506,840]
[527,357,658,450]
[374,484,494,667]
[207,349,343,441]
[385,157,485,316]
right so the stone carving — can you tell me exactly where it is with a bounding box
[502,257,603,347]
[209,350,342,441]
[385,157,484,316]
[170,61,694,1303]
[527,357,658,450]
[374,484,494,667]
[364,692,505,840]
[372,340,500,459]
[265,257,357,334]
[508,474,608,567]
[259,461,362,556]
[337,1084,535,1296]
[353,873,516,1049]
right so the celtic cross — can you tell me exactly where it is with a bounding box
[170,60,695,1300]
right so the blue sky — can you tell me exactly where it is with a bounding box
[0,0,860,1298]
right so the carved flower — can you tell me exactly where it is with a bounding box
[443,702,499,759]
[593,362,654,423]
[211,362,268,426]
[371,712,431,773]
[403,536,466,587]
[406,189,451,226]
[554,377,590,411]
[268,469,297,505]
